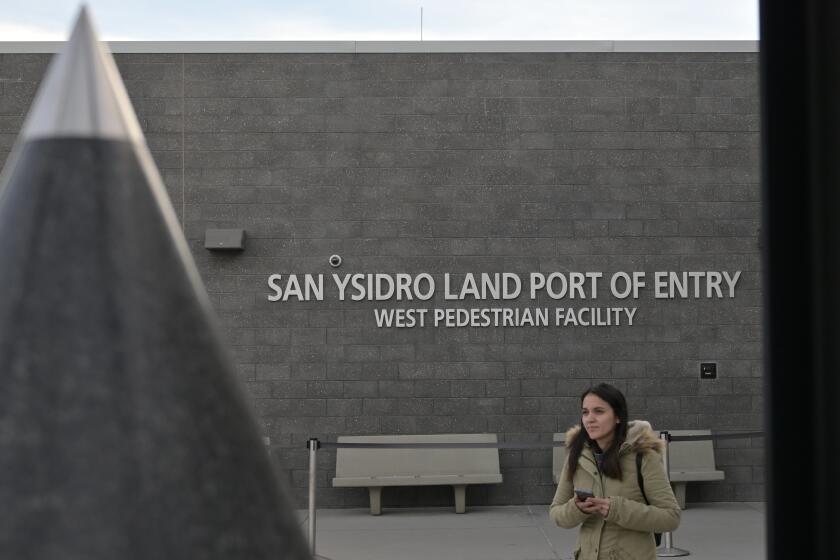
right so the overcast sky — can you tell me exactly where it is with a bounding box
[1,1,759,41]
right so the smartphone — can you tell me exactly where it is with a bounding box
[574,488,594,501]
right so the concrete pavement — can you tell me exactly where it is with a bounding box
[304,502,765,560]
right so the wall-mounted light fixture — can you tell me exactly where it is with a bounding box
[205,228,246,252]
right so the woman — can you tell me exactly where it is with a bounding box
[550,383,680,560]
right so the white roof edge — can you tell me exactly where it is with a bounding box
[0,40,759,54]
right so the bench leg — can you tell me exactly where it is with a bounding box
[453,485,466,514]
[671,482,687,510]
[368,487,383,515]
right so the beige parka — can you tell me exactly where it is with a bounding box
[549,420,681,560]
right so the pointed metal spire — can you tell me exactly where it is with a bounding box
[0,9,310,559]
[21,6,144,142]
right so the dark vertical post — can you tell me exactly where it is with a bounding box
[308,438,320,554]
[656,431,688,557]
[760,0,840,558]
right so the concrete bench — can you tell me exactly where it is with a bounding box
[551,429,725,509]
[332,433,503,515]
[667,429,725,509]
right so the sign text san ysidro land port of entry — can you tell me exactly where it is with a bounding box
[266,271,741,302]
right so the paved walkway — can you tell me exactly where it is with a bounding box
[306,502,765,560]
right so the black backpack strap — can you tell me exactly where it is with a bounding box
[636,452,663,547]
[636,452,650,505]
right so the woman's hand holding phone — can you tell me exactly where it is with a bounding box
[573,489,610,517]
[574,488,594,512]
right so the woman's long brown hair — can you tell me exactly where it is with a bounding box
[565,383,629,481]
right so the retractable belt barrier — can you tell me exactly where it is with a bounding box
[315,431,763,450]
[303,431,764,558]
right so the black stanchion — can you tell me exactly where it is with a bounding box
[307,438,318,554]
[656,431,689,557]
[305,437,333,560]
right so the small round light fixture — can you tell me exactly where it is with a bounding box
[329,254,342,268]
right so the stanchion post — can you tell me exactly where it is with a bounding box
[656,431,689,557]
[307,438,320,556]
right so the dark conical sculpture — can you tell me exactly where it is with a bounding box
[0,9,310,559]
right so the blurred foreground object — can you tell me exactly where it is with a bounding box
[761,0,840,558]
[0,8,310,559]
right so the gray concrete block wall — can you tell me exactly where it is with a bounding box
[0,49,763,508]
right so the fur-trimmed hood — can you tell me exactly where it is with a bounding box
[565,419,664,455]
